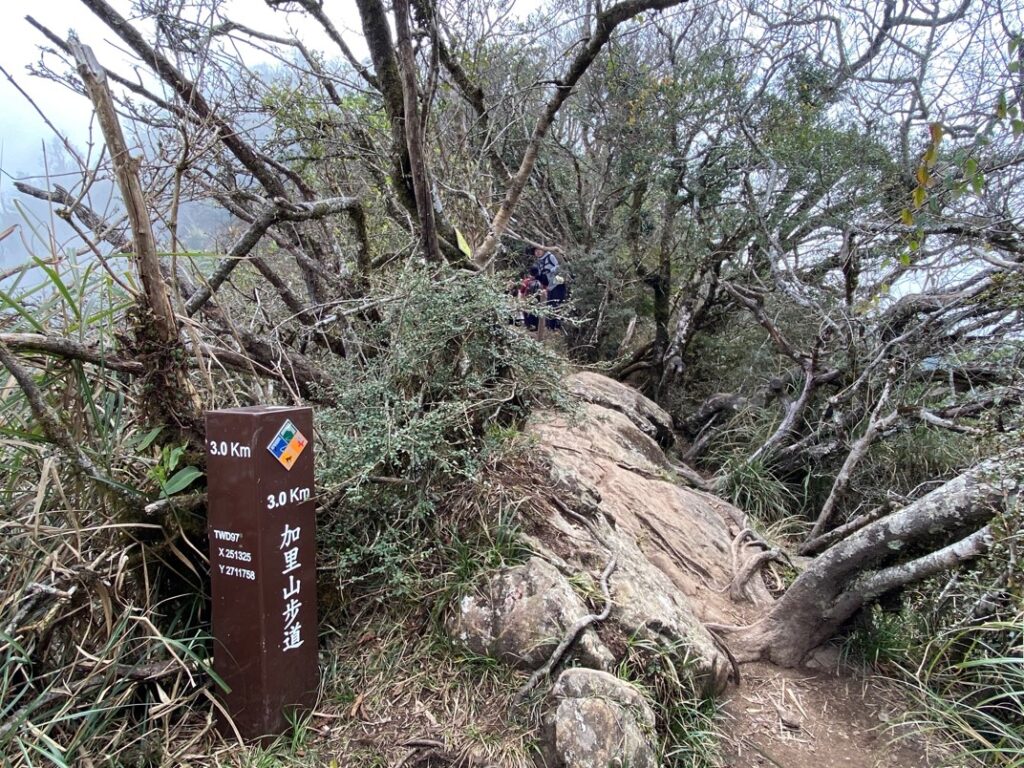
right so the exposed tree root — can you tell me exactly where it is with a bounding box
[513,557,617,706]
[730,549,787,602]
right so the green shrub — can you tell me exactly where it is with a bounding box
[315,266,565,601]
[716,454,798,526]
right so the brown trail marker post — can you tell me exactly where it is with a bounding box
[206,406,318,739]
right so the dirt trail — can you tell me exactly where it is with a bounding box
[719,661,945,768]
[532,373,952,767]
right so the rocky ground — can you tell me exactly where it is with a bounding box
[446,372,937,767]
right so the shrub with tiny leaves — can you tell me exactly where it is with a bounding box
[314,266,566,600]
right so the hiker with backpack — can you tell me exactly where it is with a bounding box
[529,246,559,284]
[527,245,567,331]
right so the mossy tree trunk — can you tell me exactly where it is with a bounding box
[724,448,1022,666]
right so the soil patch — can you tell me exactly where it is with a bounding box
[720,661,946,768]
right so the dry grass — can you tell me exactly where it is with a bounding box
[0,411,546,768]
[0,458,216,766]
[298,611,537,768]
[0,260,217,766]
[181,451,548,767]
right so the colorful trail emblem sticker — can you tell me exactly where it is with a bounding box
[267,419,308,470]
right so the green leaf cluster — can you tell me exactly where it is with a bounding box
[314,266,565,597]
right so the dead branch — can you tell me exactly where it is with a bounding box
[805,378,899,543]
[14,182,130,250]
[915,407,985,435]
[143,492,207,518]
[0,339,141,505]
[70,36,199,417]
[799,503,892,556]
[0,333,145,374]
[748,346,819,465]
[934,387,1024,420]
[681,392,748,436]
[183,195,362,316]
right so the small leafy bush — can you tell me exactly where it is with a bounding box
[315,266,565,600]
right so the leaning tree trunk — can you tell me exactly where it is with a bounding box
[70,37,202,436]
[722,448,1022,667]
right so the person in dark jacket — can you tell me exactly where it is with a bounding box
[519,267,543,331]
[545,273,567,330]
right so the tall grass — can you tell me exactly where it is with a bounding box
[0,247,215,765]
[904,617,1024,766]
[617,633,724,767]
[716,454,799,526]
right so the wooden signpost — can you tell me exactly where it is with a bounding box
[206,406,318,739]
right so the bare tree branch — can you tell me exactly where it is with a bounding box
[184,196,362,316]
[474,0,690,266]
[0,333,145,374]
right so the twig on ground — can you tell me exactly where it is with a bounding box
[143,492,207,518]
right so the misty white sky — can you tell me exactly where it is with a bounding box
[0,0,539,267]
[0,0,371,182]
[0,0,543,194]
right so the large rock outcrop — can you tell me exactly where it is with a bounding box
[451,556,614,671]
[449,372,769,766]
